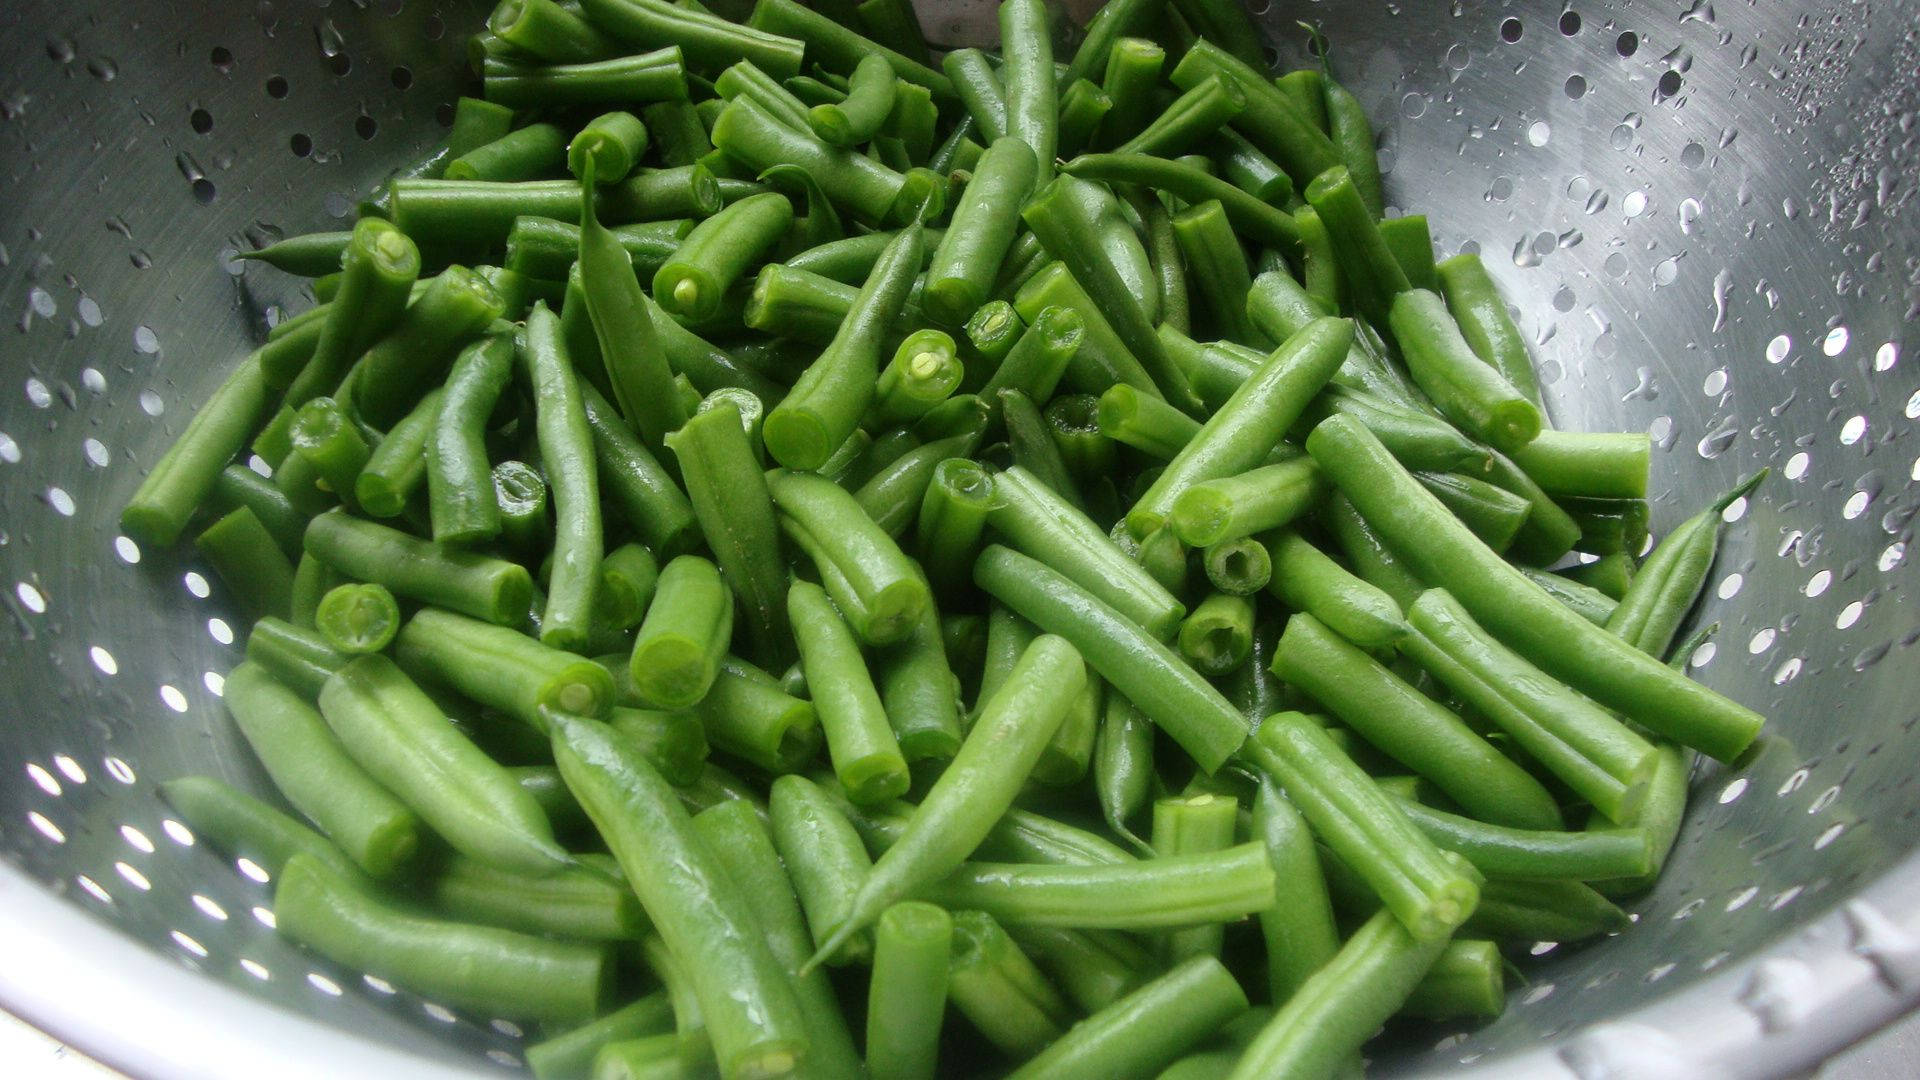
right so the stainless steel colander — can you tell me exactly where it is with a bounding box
[0,0,1915,1075]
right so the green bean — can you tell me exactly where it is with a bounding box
[281,218,421,413]
[1170,457,1319,548]
[805,634,1085,968]
[194,508,296,621]
[1153,793,1242,962]
[1275,70,1328,133]
[925,138,1038,326]
[1096,692,1155,852]
[786,578,910,806]
[802,53,893,147]
[348,390,438,519]
[1513,566,1617,627]
[1250,776,1341,1002]
[1412,470,1531,552]
[1240,712,1479,941]
[275,853,608,1024]
[998,0,1057,188]
[658,407,786,664]
[247,615,349,698]
[857,902,951,1080]
[1271,611,1561,828]
[527,994,677,1080]
[1007,955,1247,1080]
[482,49,690,108]
[313,582,399,655]
[448,95,517,159]
[1177,593,1255,677]
[1563,496,1648,558]
[1399,940,1505,1021]
[987,464,1186,639]
[1006,926,1151,1015]
[395,606,615,729]
[1013,262,1164,397]
[123,354,283,548]
[764,775,874,969]
[1049,78,1106,159]
[1380,787,1654,882]
[946,911,1071,1058]
[1202,535,1270,595]
[781,229,934,284]
[1321,72,1385,219]
[684,657,813,773]
[1608,471,1766,658]
[1434,250,1542,408]
[1388,288,1541,453]
[304,511,531,625]
[882,79,938,164]
[1226,906,1447,1080]
[161,773,365,884]
[642,101,711,168]
[1261,529,1403,649]
[653,192,794,325]
[1296,165,1409,327]
[578,382,701,559]
[576,194,691,458]
[763,228,924,469]
[977,545,1250,772]
[1127,317,1350,538]
[1465,877,1630,942]
[855,427,983,538]
[319,655,570,874]
[1093,36,1165,150]
[1023,179,1194,409]
[870,607,964,763]
[281,396,368,515]
[1378,212,1438,293]
[1323,490,1423,610]
[716,59,814,130]
[633,932,714,1073]
[1170,198,1258,347]
[1033,672,1101,787]
[747,0,954,106]
[222,661,419,878]
[1305,414,1765,762]
[566,112,650,185]
[431,850,647,941]
[425,335,513,544]
[210,465,305,557]
[489,459,551,555]
[600,165,725,221]
[1166,40,1341,189]
[390,179,586,250]
[1483,450,1585,565]
[520,302,605,650]
[447,122,571,182]
[942,49,1009,143]
[1115,74,1247,160]
[965,300,1026,371]
[628,555,733,709]
[491,0,622,61]
[1097,383,1201,460]
[237,231,353,277]
[769,469,928,645]
[916,457,1001,598]
[927,842,1273,929]
[712,99,937,227]
[871,329,964,426]
[1564,551,1635,600]
[1507,432,1653,504]
[548,711,807,1076]
[1242,271,1424,409]
[687,802,865,1080]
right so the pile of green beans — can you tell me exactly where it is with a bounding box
[126,1,1772,1075]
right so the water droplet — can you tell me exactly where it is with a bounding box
[1653,254,1683,286]
[87,56,118,82]
[1822,326,1849,356]
[47,38,76,64]
[1710,268,1733,331]
[1766,333,1791,364]
[1681,141,1706,167]
[1623,367,1658,401]
[1697,419,1737,458]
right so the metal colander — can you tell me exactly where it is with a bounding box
[0,0,1915,1075]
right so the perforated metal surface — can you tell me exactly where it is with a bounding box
[0,0,1914,1076]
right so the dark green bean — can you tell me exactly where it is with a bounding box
[426,335,514,544]
[808,53,896,147]
[1167,40,1342,188]
[1095,692,1155,852]
[526,994,676,1080]
[1012,262,1163,397]
[1378,213,1438,293]
[925,138,1038,326]
[746,0,954,106]
[945,911,1071,1058]
[1114,74,1247,160]
[1464,877,1630,943]
[578,382,701,558]
[196,508,297,621]
[1321,72,1386,219]
[447,122,571,182]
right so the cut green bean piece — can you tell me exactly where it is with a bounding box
[628,555,732,709]
[788,578,910,806]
